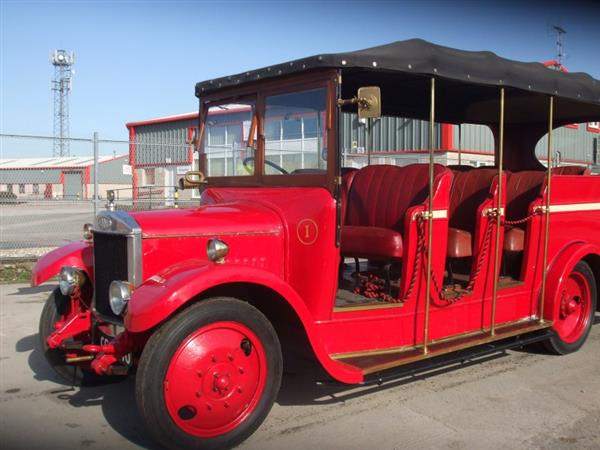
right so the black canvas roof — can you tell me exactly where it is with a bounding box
[195,39,600,111]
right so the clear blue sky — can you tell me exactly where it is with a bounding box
[1,0,599,157]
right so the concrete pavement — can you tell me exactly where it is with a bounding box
[1,282,599,450]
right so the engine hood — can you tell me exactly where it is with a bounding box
[129,202,283,238]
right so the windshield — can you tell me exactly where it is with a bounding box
[264,88,327,175]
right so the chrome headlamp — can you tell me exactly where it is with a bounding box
[59,267,85,296]
[109,281,133,315]
[207,239,229,263]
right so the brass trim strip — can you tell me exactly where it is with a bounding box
[333,302,405,313]
[330,316,536,360]
[142,229,281,239]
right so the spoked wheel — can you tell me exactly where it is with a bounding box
[545,261,597,354]
[39,288,109,386]
[136,297,282,450]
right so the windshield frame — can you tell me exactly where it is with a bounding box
[197,69,338,192]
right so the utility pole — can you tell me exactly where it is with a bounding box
[51,50,75,157]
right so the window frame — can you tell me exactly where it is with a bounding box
[197,69,338,192]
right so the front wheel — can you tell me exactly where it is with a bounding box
[544,261,597,354]
[136,297,282,450]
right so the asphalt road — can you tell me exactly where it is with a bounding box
[1,282,599,450]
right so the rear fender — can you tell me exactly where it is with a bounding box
[125,259,363,384]
[31,241,93,286]
[543,242,600,322]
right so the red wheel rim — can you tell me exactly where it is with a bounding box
[164,321,268,437]
[554,271,592,344]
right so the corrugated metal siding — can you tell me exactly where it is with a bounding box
[134,119,196,166]
[91,158,132,184]
[341,112,441,154]
[0,169,62,183]
[535,126,595,163]
[452,124,495,153]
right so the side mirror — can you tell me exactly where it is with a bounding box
[178,171,207,190]
[356,86,381,119]
[337,86,381,119]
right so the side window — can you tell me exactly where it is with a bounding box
[264,88,327,175]
[203,101,256,177]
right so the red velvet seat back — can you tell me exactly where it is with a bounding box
[449,168,498,234]
[505,171,546,224]
[552,165,589,175]
[346,164,448,231]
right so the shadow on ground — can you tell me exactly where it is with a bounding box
[9,284,55,296]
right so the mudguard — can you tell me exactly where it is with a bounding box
[543,241,600,322]
[31,241,93,287]
[125,259,363,384]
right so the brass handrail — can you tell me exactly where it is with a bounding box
[490,88,505,335]
[423,77,435,355]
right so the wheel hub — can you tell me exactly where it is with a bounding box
[163,321,267,438]
[555,271,591,344]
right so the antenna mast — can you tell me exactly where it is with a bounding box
[51,50,75,157]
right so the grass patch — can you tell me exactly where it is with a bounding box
[0,263,33,284]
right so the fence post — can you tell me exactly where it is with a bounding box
[93,132,99,217]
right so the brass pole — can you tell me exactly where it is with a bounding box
[539,96,554,323]
[490,88,505,336]
[423,77,435,355]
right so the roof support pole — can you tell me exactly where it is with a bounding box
[539,96,554,323]
[423,77,435,355]
[490,88,505,336]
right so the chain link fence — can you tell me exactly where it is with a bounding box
[0,132,197,259]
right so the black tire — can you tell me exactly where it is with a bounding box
[39,288,109,386]
[544,261,597,355]
[136,297,283,450]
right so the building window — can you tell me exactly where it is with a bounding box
[33,184,39,194]
[7,184,13,193]
[19,184,25,194]
[144,168,156,186]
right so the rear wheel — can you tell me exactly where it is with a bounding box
[39,288,108,386]
[136,297,282,450]
[544,261,597,354]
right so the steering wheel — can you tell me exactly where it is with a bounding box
[242,156,288,175]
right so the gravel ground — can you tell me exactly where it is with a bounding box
[1,282,599,450]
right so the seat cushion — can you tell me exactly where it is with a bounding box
[504,227,525,252]
[341,226,403,260]
[447,227,472,258]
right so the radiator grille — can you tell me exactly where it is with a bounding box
[93,232,128,319]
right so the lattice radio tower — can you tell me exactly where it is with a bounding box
[51,50,75,156]
[553,25,566,67]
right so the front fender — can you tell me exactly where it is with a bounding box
[31,241,93,286]
[544,242,600,322]
[125,259,363,384]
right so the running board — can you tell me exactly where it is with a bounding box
[333,320,553,376]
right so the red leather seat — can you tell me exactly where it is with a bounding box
[503,171,546,252]
[447,168,497,258]
[341,226,403,259]
[552,165,590,175]
[341,164,448,262]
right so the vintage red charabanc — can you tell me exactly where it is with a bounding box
[33,39,600,449]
